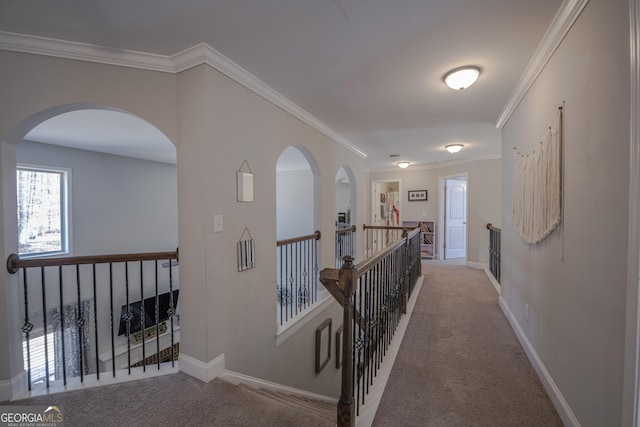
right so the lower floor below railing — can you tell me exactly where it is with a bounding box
[13,360,180,400]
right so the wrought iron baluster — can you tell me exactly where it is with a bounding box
[140,260,146,372]
[75,264,84,383]
[22,268,33,391]
[93,264,99,380]
[40,267,50,388]
[59,266,66,385]
[169,258,176,367]
[125,262,131,374]
[155,260,161,370]
[109,263,115,377]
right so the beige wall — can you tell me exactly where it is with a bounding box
[0,51,369,398]
[501,0,630,424]
[368,157,502,264]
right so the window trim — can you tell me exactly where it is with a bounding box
[17,163,72,258]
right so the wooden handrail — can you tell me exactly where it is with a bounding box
[276,230,321,247]
[320,226,422,426]
[355,228,419,277]
[7,249,179,274]
[486,223,502,232]
[362,224,415,231]
[335,225,357,234]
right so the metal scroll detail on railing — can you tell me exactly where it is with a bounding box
[276,231,321,326]
[486,224,501,283]
[335,225,356,268]
[6,250,179,392]
[320,228,421,426]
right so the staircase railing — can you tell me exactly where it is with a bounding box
[335,225,356,268]
[363,225,415,257]
[320,227,421,426]
[6,249,179,392]
[486,223,501,283]
[276,231,321,326]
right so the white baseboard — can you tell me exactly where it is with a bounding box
[481,266,501,296]
[0,370,27,402]
[220,370,337,405]
[499,297,580,427]
[466,261,487,270]
[179,352,225,383]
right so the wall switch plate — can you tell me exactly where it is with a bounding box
[524,303,529,321]
[213,215,223,233]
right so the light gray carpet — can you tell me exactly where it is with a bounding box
[373,263,563,426]
[2,374,333,427]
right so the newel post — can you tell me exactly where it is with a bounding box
[401,230,409,314]
[338,255,356,427]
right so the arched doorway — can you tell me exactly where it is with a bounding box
[275,146,321,327]
[335,166,357,266]
[2,104,178,393]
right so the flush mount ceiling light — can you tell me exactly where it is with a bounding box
[443,66,481,90]
[445,144,464,154]
[397,161,410,168]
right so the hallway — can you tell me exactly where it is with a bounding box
[373,262,562,426]
[1,263,563,426]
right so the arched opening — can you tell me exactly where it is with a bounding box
[335,166,357,266]
[275,146,321,327]
[3,104,179,391]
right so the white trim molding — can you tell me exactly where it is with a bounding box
[220,370,337,405]
[495,0,590,129]
[0,370,27,402]
[179,352,225,383]
[0,31,367,160]
[623,0,640,425]
[499,297,579,427]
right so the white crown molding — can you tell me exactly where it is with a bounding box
[495,0,590,129]
[0,31,175,72]
[0,31,367,159]
[171,44,368,159]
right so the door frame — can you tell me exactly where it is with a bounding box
[438,173,469,260]
[370,178,402,225]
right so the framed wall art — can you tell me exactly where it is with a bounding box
[315,319,332,373]
[408,190,427,201]
[335,325,343,369]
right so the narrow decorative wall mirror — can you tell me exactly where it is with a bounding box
[237,160,254,202]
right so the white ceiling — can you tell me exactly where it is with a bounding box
[0,0,563,170]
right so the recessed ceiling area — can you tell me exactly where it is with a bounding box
[24,109,176,165]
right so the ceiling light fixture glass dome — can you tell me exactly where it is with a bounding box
[444,66,481,90]
[397,161,410,168]
[445,144,464,153]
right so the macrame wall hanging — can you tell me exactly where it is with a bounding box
[512,106,563,244]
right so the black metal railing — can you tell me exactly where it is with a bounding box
[487,223,501,283]
[336,225,356,268]
[276,231,321,326]
[320,227,421,426]
[6,250,179,392]
[363,225,414,257]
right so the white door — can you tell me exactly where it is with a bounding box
[444,177,467,259]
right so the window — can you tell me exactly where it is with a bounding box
[17,165,70,257]
[23,329,56,385]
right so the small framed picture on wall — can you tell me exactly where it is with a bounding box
[315,319,332,373]
[408,190,427,201]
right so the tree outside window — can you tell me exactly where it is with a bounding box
[17,166,68,256]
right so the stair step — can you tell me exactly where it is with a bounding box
[237,383,335,423]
